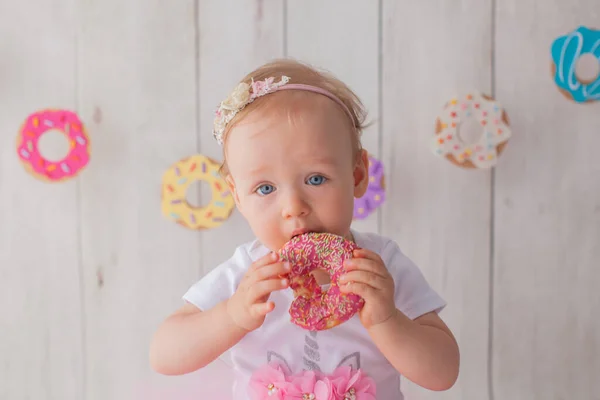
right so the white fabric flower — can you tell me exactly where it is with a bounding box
[220,82,251,111]
[212,76,291,145]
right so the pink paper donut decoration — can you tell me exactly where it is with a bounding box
[16,109,90,182]
[353,154,385,219]
[278,232,364,331]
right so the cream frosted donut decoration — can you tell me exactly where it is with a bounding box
[16,109,90,182]
[432,93,512,169]
[278,232,364,331]
[161,154,235,230]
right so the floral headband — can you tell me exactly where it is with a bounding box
[212,75,355,145]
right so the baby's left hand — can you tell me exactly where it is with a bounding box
[339,248,396,329]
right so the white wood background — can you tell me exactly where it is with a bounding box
[1,1,599,399]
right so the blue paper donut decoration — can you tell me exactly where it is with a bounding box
[551,26,600,103]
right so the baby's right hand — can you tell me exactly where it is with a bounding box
[226,252,290,332]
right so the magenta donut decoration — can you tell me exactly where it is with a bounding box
[16,109,90,182]
[278,232,364,331]
[353,154,385,220]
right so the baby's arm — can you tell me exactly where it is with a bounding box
[340,247,459,390]
[149,252,290,375]
[149,301,246,375]
[368,310,459,391]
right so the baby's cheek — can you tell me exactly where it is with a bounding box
[246,201,270,220]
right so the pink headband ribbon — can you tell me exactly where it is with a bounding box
[212,75,354,145]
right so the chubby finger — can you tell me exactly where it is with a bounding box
[243,253,281,284]
[339,270,389,290]
[249,261,291,283]
[249,301,275,317]
[248,278,289,303]
[339,281,378,299]
[344,257,390,279]
[352,248,384,264]
[248,252,280,272]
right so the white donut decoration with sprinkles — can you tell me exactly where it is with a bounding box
[432,93,512,169]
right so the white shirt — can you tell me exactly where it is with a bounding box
[183,230,447,399]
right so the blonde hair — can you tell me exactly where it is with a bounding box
[218,59,369,176]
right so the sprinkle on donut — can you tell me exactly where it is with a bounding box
[432,92,512,169]
[278,232,364,331]
[16,109,91,182]
[161,154,235,230]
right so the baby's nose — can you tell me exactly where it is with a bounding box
[281,192,309,219]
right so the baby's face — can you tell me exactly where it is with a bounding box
[225,93,369,251]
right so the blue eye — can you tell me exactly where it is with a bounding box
[256,184,275,196]
[307,175,327,186]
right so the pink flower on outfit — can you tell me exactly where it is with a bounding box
[313,378,335,400]
[248,362,289,399]
[329,366,377,400]
[248,363,376,400]
[283,370,334,400]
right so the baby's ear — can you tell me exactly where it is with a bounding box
[336,352,361,371]
[353,149,369,199]
[225,175,242,210]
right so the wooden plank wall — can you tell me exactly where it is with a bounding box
[77,1,200,399]
[1,1,598,399]
[382,2,493,399]
[493,1,600,399]
[0,1,84,398]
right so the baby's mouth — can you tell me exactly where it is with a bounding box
[290,229,317,239]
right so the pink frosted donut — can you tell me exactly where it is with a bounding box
[16,109,90,182]
[278,232,365,331]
